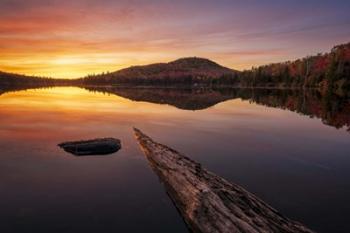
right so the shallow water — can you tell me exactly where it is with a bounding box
[0,87,349,233]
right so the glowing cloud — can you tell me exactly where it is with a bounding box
[0,0,349,78]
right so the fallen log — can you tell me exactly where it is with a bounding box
[134,128,314,233]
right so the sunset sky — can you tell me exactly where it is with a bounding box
[1,0,350,79]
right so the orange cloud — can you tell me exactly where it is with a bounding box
[0,0,348,78]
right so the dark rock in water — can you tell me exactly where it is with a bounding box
[58,138,121,156]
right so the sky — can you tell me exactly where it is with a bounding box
[0,0,349,79]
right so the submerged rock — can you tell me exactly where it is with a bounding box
[134,128,314,233]
[58,138,121,156]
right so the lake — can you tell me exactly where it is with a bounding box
[0,87,349,233]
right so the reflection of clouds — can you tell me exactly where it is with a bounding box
[0,86,349,149]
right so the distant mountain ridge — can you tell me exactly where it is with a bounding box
[79,57,238,86]
[0,71,69,87]
[78,42,350,88]
[118,57,235,77]
[1,42,349,89]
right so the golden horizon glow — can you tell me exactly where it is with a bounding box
[1,1,349,79]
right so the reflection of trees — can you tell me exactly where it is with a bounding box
[84,87,350,131]
[0,85,59,96]
[0,85,38,96]
[239,89,350,131]
[1,85,349,131]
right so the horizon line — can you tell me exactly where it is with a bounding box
[1,41,348,80]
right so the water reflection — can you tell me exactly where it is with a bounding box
[2,86,349,132]
[0,86,349,233]
[84,86,350,132]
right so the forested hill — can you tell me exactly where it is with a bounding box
[78,43,350,89]
[79,57,239,86]
[1,42,349,89]
[0,71,70,86]
[239,42,350,89]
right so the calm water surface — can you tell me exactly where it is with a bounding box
[0,87,349,233]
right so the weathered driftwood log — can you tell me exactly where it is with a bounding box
[58,138,121,156]
[134,128,314,233]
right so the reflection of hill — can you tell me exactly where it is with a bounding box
[85,86,350,131]
[84,86,238,110]
[0,85,349,131]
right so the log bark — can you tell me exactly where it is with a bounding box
[134,128,315,233]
